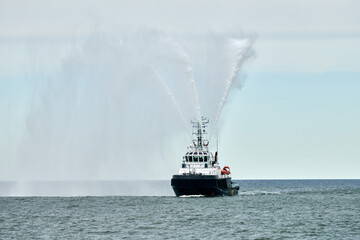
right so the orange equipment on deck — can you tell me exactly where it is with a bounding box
[221,166,231,175]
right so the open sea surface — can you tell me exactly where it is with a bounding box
[0,180,359,239]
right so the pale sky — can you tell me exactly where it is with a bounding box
[1,0,359,180]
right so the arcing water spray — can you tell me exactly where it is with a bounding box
[211,38,254,138]
[152,67,192,138]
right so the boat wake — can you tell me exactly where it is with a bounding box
[239,191,282,196]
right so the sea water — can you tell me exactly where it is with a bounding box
[0,180,359,239]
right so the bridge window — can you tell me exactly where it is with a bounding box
[204,156,208,162]
[199,156,203,162]
[194,156,198,162]
[188,156,193,162]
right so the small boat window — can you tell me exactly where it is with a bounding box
[199,156,203,162]
[194,156,198,162]
[188,156,193,162]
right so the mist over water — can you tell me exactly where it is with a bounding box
[0,181,173,197]
[13,29,255,182]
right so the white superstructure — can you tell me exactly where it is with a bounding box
[177,117,230,178]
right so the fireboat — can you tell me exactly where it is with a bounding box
[171,117,239,197]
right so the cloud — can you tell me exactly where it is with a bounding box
[1,0,359,37]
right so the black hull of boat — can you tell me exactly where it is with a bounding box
[171,175,238,197]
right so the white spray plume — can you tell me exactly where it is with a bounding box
[9,29,255,181]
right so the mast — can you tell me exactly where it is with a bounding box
[191,116,209,151]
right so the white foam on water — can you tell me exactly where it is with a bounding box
[239,191,282,196]
[179,194,205,198]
